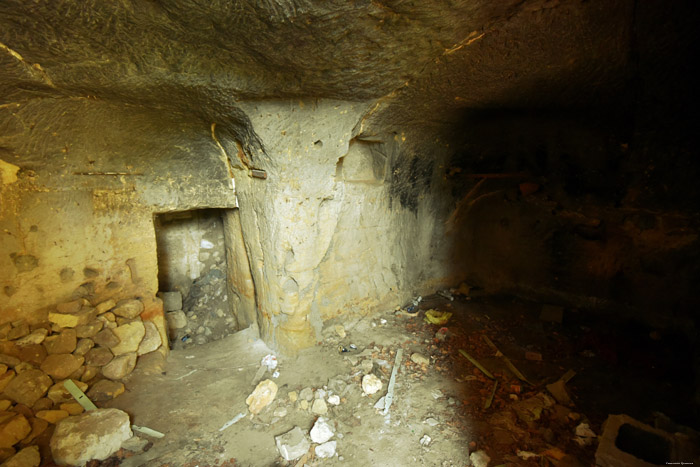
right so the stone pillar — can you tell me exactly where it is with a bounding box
[232,99,367,353]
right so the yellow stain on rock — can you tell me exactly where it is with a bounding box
[0,159,20,185]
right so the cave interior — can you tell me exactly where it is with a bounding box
[1,1,699,466]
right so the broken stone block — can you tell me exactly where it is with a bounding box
[75,320,103,339]
[50,408,132,466]
[246,379,278,415]
[315,440,337,458]
[0,414,31,448]
[74,338,95,356]
[1,445,40,467]
[102,353,137,380]
[161,292,182,312]
[166,311,187,330]
[311,398,328,415]
[93,328,120,348]
[87,380,125,402]
[3,369,52,406]
[112,299,144,319]
[14,329,48,346]
[110,321,145,355]
[85,347,113,367]
[36,410,69,424]
[361,374,382,395]
[43,329,77,354]
[137,321,162,355]
[40,354,84,380]
[95,299,116,315]
[595,413,700,466]
[310,417,334,443]
[48,380,88,404]
[275,426,310,461]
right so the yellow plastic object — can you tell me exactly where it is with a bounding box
[424,309,452,325]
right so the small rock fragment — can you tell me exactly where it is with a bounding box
[92,329,120,348]
[273,407,288,418]
[75,320,103,339]
[361,374,382,395]
[312,398,328,415]
[74,338,95,356]
[275,426,310,461]
[420,434,431,446]
[85,347,114,367]
[14,328,49,346]
[334,325,346,338]
[315,440,337,458]
[95,299,116,315]
[288,391,298,403]
[411,353,430,365]
[87,380,125,402]
[328,394,340,406]
[310,417,334,443]
[470,449,491,467]
[246,379,277,415]
[299,387,313,401]
[424,417,439,427]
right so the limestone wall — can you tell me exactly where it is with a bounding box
[0,99,238,332]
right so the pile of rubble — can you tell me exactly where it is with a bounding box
[0,295,165,465]
[163,265,237,349]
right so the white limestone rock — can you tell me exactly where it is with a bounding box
[310,417,334,444]
[50,409,132,466]
[275,426,310,461]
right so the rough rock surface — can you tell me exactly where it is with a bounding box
[245,379,277,415]
[102,353,137,380]
[275,426,310,462]
[50,409,132,466]
[2,369,52,406]
[40,354,84,380]
[110,322,145,355]
[137,321,162,355]
[1,445,40,467]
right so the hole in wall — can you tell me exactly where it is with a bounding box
[154,208,239,349]
[314,139,323,148]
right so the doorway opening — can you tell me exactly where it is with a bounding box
[154,208,238,349]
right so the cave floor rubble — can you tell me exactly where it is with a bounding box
[98,294,696,466]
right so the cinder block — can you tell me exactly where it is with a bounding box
[596,414,700,466]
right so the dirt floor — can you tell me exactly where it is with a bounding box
[92,292,698,466]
